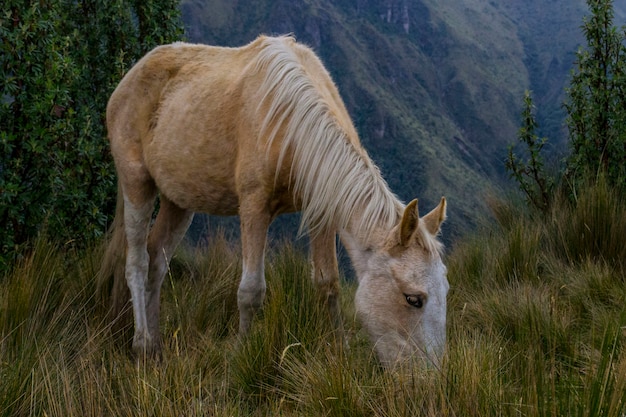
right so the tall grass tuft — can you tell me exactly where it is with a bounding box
[446,179,626,416]
[1,180,625,415]
[228,242,344,407]
[164,230,241,344]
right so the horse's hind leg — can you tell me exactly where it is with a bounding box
[146,196,193,351]
[121,177,158,356]
[310,228,344,339]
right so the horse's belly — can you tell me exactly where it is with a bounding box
[145,141,240,214]
[155,173,240,215]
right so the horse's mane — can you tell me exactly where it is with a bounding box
[253,36,403,237]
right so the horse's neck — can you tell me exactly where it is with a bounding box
[335,172,403,238]
[338,203,401,278]
[340,215,386,246]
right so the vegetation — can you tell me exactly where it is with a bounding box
[508,0,626,212]
[1,179,625,416]
[0,0,184,269]
[506,91,554,214]
[565,0,626,186]
[2,0,626,415]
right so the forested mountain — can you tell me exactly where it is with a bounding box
[179,0,625,235]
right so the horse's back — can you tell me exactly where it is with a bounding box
[106,41,251,144]
[107,40,257,212]
[106,36,354,217]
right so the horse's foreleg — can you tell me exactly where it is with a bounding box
[237,205,271,335]
[123,194,156,356]
[310,229,344,339]
[146,197,194,353]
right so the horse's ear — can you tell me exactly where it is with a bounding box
[422,197,447,236]
[399,199,419,246]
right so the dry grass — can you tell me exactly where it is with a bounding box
[1,182,626,416]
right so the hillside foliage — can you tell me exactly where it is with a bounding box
[1,178,625,416]
[566,0,626,186]
[507,0,626,212]
[506,91,554,214]
[0,0,184,269]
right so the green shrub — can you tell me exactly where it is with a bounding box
[565,0,626,187]
[0,0,184,270]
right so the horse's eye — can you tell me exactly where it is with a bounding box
[405,293,425,308]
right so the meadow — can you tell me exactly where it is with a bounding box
[1,180,625,416]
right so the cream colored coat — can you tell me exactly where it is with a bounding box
[102,35,448,367]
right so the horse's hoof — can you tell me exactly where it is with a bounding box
[132,334,162,361]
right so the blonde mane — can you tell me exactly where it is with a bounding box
[254,36,403,237]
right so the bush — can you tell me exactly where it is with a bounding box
[506,91,554,214]
[0,0,184,270]
[565,0,626,187]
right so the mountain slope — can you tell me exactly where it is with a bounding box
[179,0,620,236]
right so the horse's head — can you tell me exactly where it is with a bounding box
[350,198,448,368]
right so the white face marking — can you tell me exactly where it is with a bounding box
[414,257,448,363]
[345,197,448,367]
[355,248,449,368]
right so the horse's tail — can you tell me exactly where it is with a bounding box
[97,181,132,327]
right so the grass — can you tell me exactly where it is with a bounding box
[1,182,626,416]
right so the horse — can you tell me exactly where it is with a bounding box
[100,35,448,367]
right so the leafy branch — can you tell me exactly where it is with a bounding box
[506,91,554,213]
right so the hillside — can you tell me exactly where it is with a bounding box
[179,0,621,235]
[2,181,625,415]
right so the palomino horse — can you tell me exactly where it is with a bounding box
[101,35,448,367]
